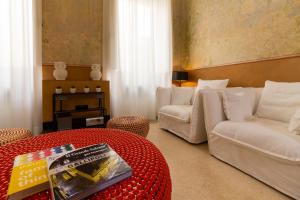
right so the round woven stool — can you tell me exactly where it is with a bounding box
[0,128,32,146]
[107,116,150,137]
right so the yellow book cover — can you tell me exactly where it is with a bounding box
[7,144,74,200]
[7,159,48,199]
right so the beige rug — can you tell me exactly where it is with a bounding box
[147,122,291,200]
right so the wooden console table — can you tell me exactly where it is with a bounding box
[42,80,110,131]
[53,92,108,130]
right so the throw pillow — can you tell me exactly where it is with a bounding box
[256,80,300,122]
[222,88,256,122]
[193,79,229,103]
[196,79,229,91]
[289,109,300,135]
[171,87,194,105]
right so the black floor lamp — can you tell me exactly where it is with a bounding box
[172,71,188,87]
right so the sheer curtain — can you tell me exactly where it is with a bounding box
[103,0,172,119]
[0,0,42,134]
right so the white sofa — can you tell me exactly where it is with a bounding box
[156,87,207,144]
[203,88,300,199]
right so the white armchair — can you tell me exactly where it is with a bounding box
[156,87,207,144]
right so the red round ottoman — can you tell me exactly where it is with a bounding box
[0,128,171,200]
[107,116,150,138]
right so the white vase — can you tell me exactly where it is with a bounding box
[96,87,102,92]
[70,88,76,93]
[53,62,68,80]
[90,64,102,80]
[55,88,63,94]
[84,87,90,93]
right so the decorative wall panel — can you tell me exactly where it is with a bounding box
[172,0,189,70]
[42,0,103,65]
[186,0,300,69]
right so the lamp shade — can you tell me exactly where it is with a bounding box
[172,71,188,81]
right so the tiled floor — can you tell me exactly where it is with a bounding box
[147,122,291,200]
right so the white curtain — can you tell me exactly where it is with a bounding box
[0,0,42,135]
[103,0,172,120]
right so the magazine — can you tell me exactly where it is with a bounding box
[47,143,132,200]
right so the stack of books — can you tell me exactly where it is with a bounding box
[7,143,132,200]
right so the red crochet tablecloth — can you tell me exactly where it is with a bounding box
[0,129,172,200]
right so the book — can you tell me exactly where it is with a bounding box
[7,144,75,200]
[47,143,132,200]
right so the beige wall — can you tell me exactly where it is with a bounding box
[172,0,189,71]
[172,0,300,69]
[42,0,103,65]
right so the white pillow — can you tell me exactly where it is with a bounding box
[256,80,300,122]
[171,87,194,105]
[193,79,229,103]
[288,109,300,135]
[196,79,229,91]
[222,88,256,122]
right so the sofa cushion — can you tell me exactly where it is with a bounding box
[222,88,256,122]
[289,109,300,135]
[256,80,300,123]
[213,117,300,162]
[159,105,192,123]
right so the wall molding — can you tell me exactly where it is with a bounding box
[184,53,300,71]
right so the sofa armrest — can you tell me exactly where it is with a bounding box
[156,87,172,117]
[190,90,207,142]
[202,90,226,136]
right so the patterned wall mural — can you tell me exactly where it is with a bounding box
[42,0,103,65]
[185,0,300,69]
[172,0,189,71]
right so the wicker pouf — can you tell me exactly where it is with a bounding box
[107,116,150,137]
[0,128,32,146]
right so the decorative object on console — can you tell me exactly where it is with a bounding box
[172,71,188,87]
[55,86,62,94]
[90,64,102,80]
[96,86,102,92]
[53,62,68,80]
[75,105,89,111]
[86,117,104,127]
[83,86,90,93]
[70,86,77,93]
